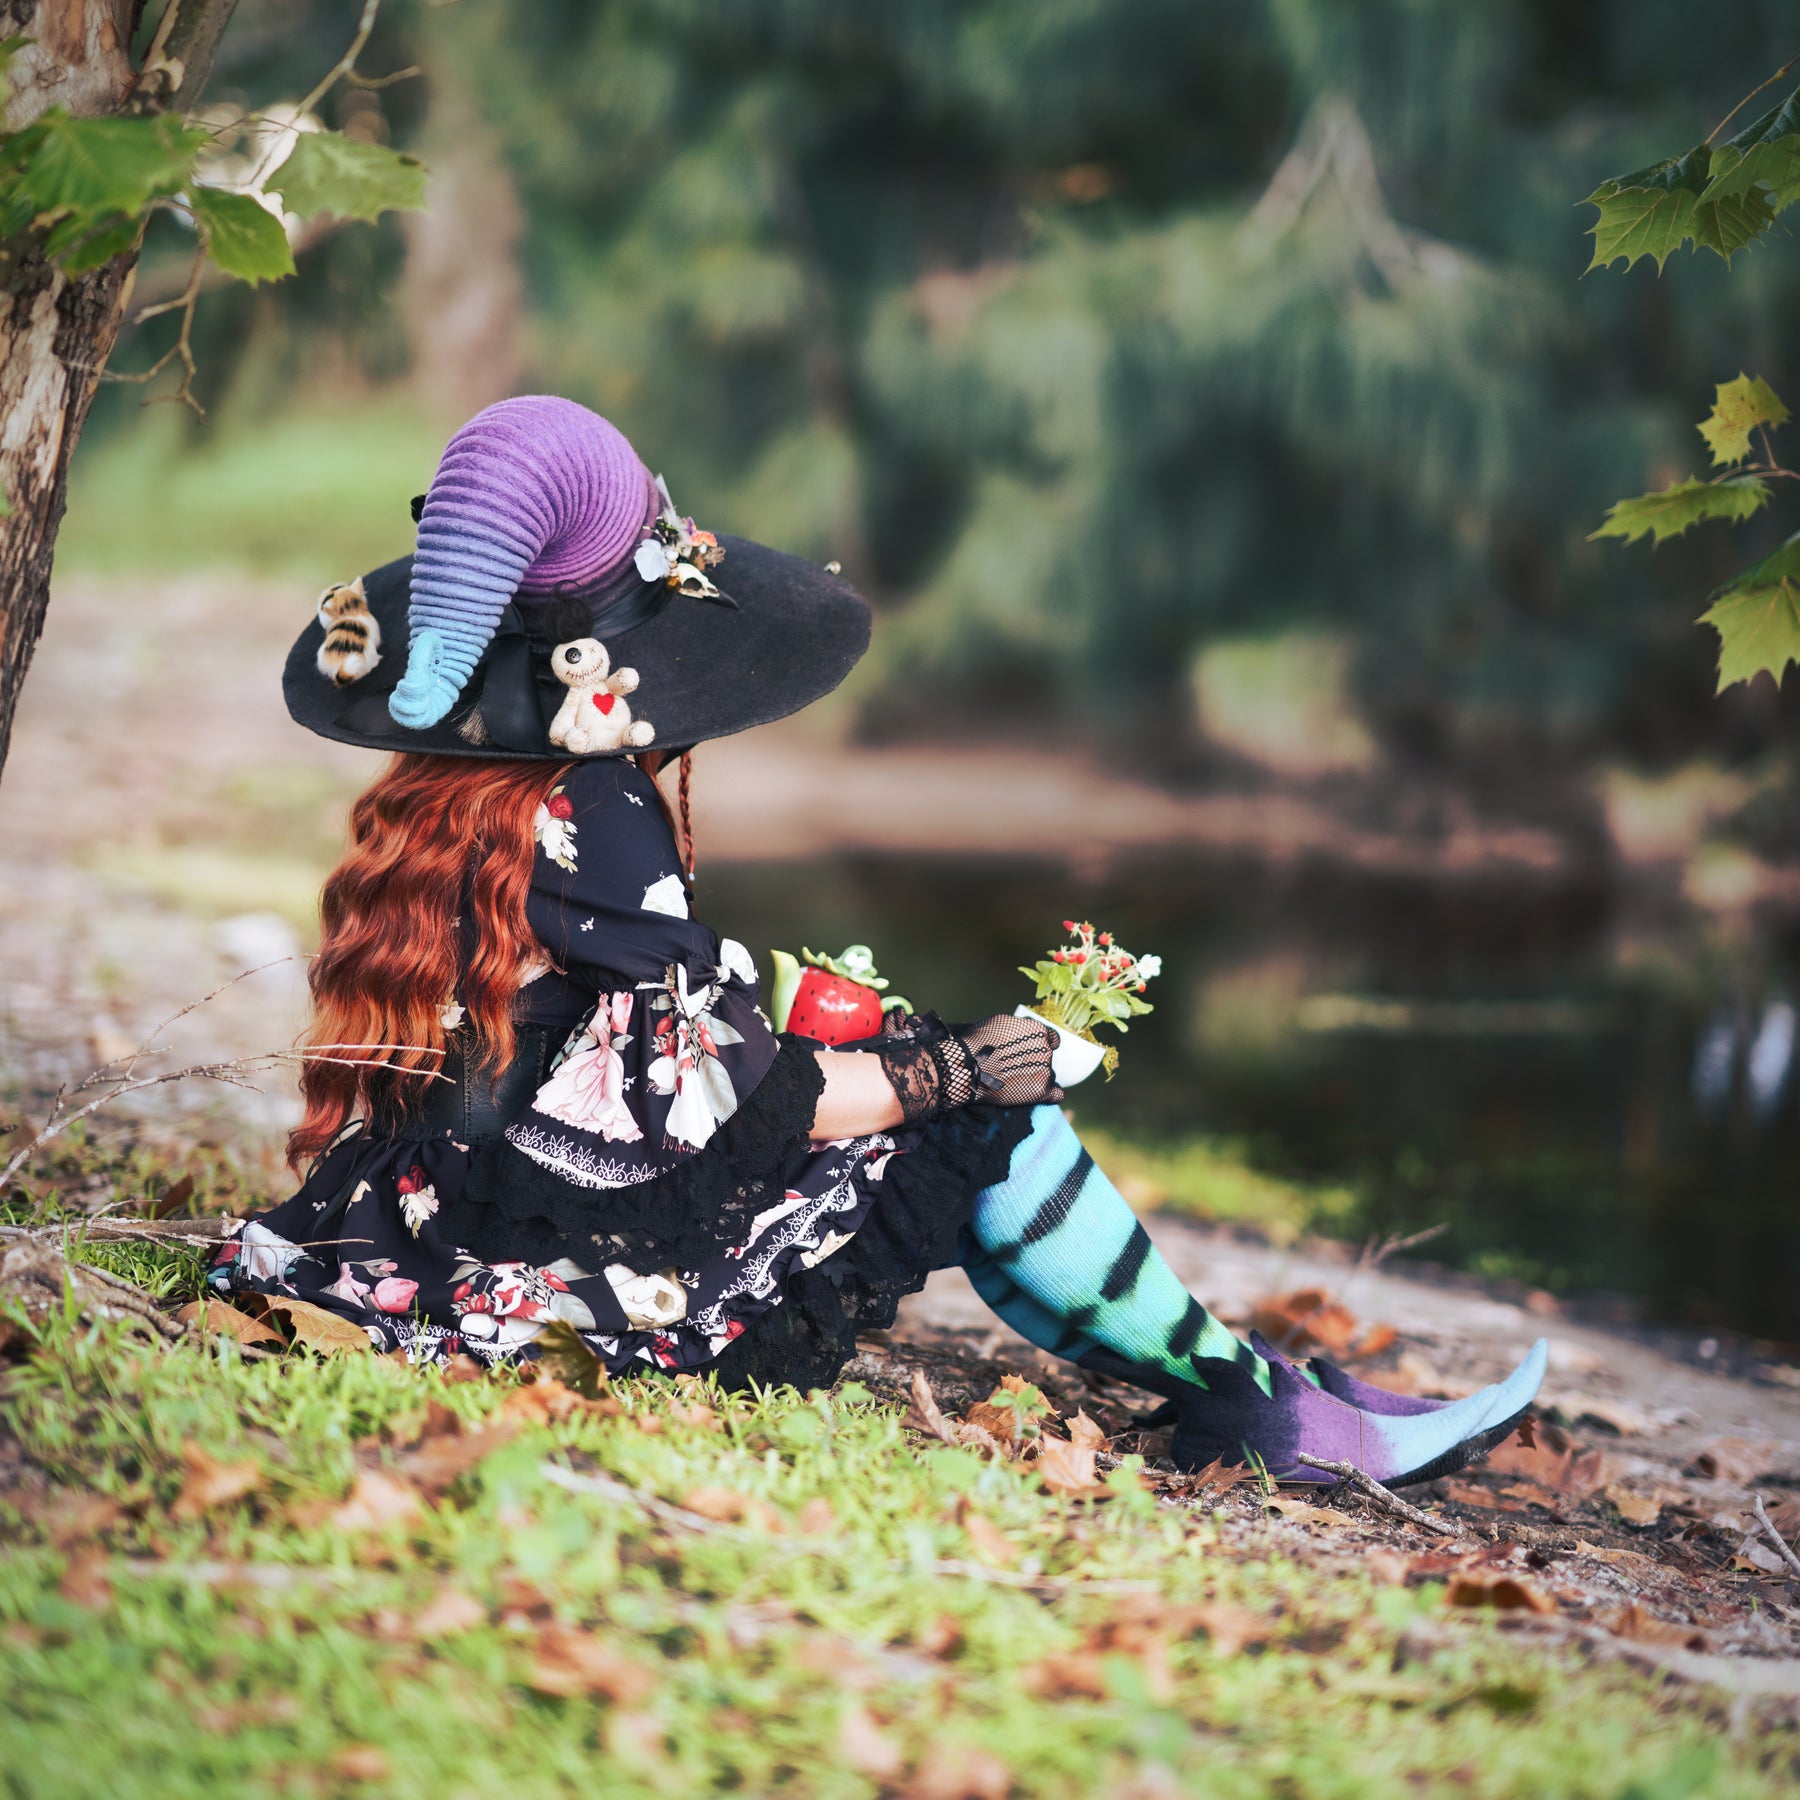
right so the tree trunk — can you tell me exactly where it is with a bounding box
[0,0,239,783]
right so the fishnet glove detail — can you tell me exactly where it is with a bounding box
[958,1012,1064,1108]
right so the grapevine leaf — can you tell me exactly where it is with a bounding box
[191,187,295,284]
[1701,89,1800,211]
[16,111,205,220]
[1697,373,1789,466]
[1590,475,1769,546]
[1584,146,1774,272]
[271,130,427,223]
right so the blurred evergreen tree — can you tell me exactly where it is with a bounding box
[112,0,1800,767]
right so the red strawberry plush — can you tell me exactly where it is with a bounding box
[769,944,910,1045]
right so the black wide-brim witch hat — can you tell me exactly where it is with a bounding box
[283,395,871,761]
[284,537,871,760]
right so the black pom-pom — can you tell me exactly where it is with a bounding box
[538,595,596,645]
[409,493,426,523]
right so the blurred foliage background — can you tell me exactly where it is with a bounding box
[65,0,1800,783]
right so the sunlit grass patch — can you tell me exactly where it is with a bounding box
[0,1292,1788,1800]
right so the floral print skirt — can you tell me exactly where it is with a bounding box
[209,1122,901,1375]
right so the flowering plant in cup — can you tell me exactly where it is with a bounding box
[1018,921,1161,1081]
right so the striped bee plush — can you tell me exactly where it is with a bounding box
[314,578,382,686]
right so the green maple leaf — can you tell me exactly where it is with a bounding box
[191,187,295,284]
[1697,373,1790,466]
[1697,534,1800,691]
[1584,145,1775,272]
[270,130,427,223]
[1701,88,1800,211]
[1590,475,1769,546]
[14,111,205,220]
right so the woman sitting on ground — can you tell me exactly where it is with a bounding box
[213,396,1545,1486]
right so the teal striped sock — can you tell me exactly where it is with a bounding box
[963,1105,1272,1398]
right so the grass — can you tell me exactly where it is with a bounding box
[1,1202,1793,1799]
[0,1314,1778,1800]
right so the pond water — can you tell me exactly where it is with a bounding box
[704,852,1800,1344]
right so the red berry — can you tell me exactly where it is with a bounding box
[1137,982,1146,992]
[547,793,574,820]
[1099,933,1112,946]
[1062,919,1075,932]
[1072,952,1086,964]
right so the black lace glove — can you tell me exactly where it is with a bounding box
[875,1012,1063,1123]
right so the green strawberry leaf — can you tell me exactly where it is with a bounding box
[271,130,427,223]
[1584,145,1775,272]
[1590,475,1769,546]
[1697,373,1789,466]
[191,186,295,284]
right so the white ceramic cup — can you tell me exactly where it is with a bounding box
[1015,1004,1109,1087]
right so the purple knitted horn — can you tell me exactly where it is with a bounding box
[388,396,658,730]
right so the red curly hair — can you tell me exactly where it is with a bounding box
[289,754,573,1166]
[290,750,696,1168]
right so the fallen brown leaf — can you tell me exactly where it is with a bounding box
[1190,1602,1277,1658]
[962,1399,1018,1446]
[532,1320,610,1398]
[1036,1431,1109,1498]
[441,1352,485,1383]
[400,1420,520,1495]
[1160,1455,1258,1501]
[43,1490,124,1549]
[1606,1487,1662,1528]
[1482,1422,1609,1497]
[1439,1478,1531,1513]
[906,1369,959,1445]
[172,1445,264,1522]
[1444,1569,1556,1614]
[173,1299,284,1348]
[330,1746,390,1783]
[151,1174,196,1219]
[1573,1537,1659,1569]
[914,1615,964,1659]
[1264,1496,1349,1530]
[907,1742,1013,1800]
[1023,1651,1109,1699]
[839,1705,904,1778]
[1353,1322,1400,1358]
[1685,1437,1778,1485]
[57,1548,112,1610]
[797,1497,836,1535]
[1731,1541,1787,1577]
[1247,1287,1364,1356]
[501,1376,619,1423]
[259,1296,373,1356]
[526,1623,655,1703]
[681,1487,783,1532]
[959,1505,1019,1566]
[1364,1547,1411,1585]
[1603,1603,1709,1651]
[411,1584,486,1639]
[330,1470,423,1534]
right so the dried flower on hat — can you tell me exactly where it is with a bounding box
[634,474,728,598]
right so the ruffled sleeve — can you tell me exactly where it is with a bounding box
[505,757,783,1191]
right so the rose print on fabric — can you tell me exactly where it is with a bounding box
[533,785,578,872]
[451,1256,600,1350]
[533,991,642,1142]
[644,962,746,1151]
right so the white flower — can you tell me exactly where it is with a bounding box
[400,1181,439,1236]
[533,799,578,873]
[635,539,674,583]
[439,1001,465,1030]
[641,873,689,917]
[1136,954,1163,980]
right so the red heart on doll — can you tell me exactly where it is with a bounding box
[593,692,615,715]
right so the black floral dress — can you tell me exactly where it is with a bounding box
[209,758,1030,1390]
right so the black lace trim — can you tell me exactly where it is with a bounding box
[875,1034,982,1123]
[704,1101,1035,1394]
[436,1036,827,1275]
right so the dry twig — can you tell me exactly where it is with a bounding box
[1293,1453,1461,1537]
[1754,1494,1800,1579]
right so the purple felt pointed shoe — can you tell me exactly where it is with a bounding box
[1082,1337,1548,1487]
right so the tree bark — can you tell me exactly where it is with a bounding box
[0,0,239,783]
